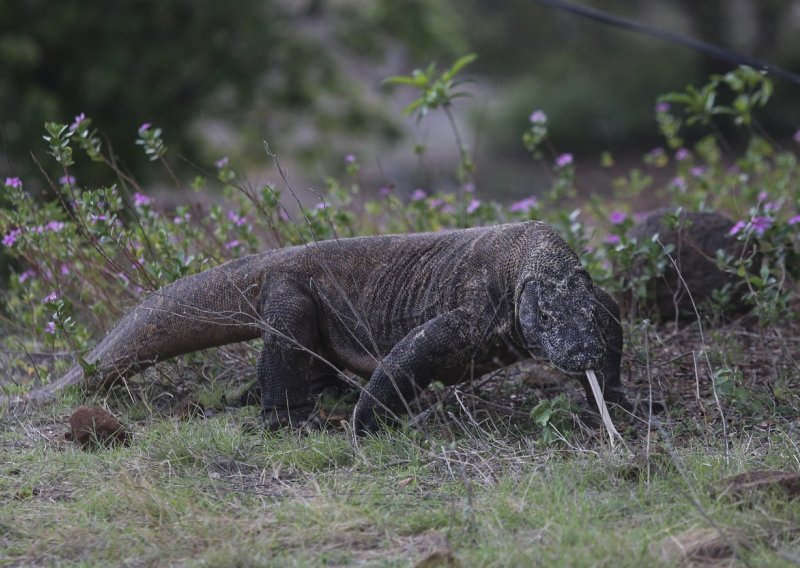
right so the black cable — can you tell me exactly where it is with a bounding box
[532,0,800,87]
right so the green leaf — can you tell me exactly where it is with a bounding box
[442,53,477,82]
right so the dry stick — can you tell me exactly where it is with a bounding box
[644,324,654,484]
[657,237,729,460]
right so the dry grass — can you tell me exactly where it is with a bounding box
[1,308,800,566]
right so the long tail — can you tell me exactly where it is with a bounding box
[4,253,269,406]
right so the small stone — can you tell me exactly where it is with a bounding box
[616,446,677,481]
[173,397,205,421]
[415,549,460,568]
[67,406,130,449]
[654,528,737,565]
[713,470,800,503]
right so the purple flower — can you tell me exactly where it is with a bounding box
[751,216,773,236]
[429,198,444,208]
[2,228,21,247]
[609,211,627,225]
[764,201,780,213]
[138,123,151,134]
[42,291,59,303]
[794,129,800,143]
[464,183,475,194]
[71,113,86,131]
[44,321,57,335]
[690,166,706,178]
[555,153,573,168]
[89,214,109,223]
[441,204,456,215]
[758,190,769,202]
[788,214,800,225]
[59,175,76,186]
[410,189,427,201]
[215,156,229,169]
[5,177,22,189]
[378,186,392,197]
[655,102,670,113]
[133,192,151,207]
[671,176,687,192]
[466,199,481,214]
[344,154,356,165]
[60,264,71,275]
[226,210,246,226]
[224,239,241,250]
[117,272,130,284]
[529,110,547,124]
[647,147,665,158]
[46,221,65,232]
[509,196,538,213]
[314,202,326,210]
[18,269,36,283]
[604,234,621,245]
[729,220,746,235]
[675,148,690,161]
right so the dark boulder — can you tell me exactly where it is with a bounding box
[616,210,759,322]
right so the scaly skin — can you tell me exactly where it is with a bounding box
[5,222,631,434]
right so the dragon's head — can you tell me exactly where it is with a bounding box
[516,266,604,373]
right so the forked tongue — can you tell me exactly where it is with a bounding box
[585,369,622,447]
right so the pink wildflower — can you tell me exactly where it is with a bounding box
[133,192,151,207]
[71,113,86,130]
[226,211,246,226]
[729,221,746,235]
[609,211,627,225]
[555,153,573,168]
[509,196,538,213]
[466,199,481,214]
[529,110,547,124]
[5,177,22,189]
[42,291,59,303]
[410,189,427,201]
[44,321,57,335]
[18,269,36,283]
[3,228,21,247]
[751,216,772,236]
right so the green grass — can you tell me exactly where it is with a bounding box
[2,403,799,566]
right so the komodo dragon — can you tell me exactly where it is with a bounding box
[7,221,633,434]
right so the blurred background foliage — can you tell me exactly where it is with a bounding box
[2,0,799,194]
